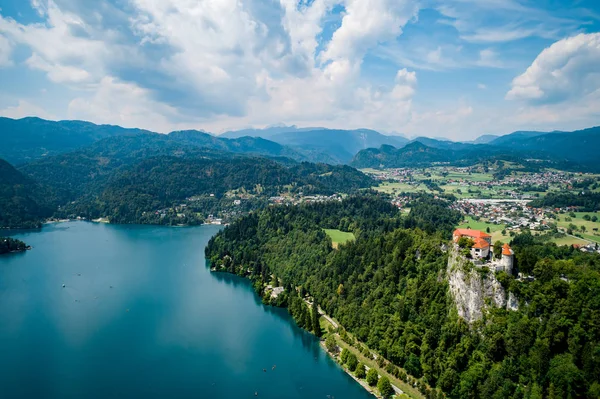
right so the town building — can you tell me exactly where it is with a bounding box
[453,228,514,274]
[453,228,492,258]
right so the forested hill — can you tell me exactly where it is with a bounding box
[0,158,55,228]
[0,116,328,166]
[57,157,374,224]
[3,128,375,227]
[206,195,600,399]
[167,130,332,163]
[350,140,593,171]
[0,117,150,165]
[18,134,230,203]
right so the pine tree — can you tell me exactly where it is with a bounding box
[312,299,322,337]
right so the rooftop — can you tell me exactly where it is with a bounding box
[454,228,491,239]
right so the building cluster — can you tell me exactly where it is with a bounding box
[268,194,342,205]
[450,199,550,231]
[453,228,514,273]
[372,167,593,200]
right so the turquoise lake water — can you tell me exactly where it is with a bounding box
[0,222,373,399]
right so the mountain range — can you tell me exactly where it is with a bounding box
[4,117,598,170]
[351,126,600,170]
[222,126,409,163]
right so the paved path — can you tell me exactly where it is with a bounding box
[303,299,339,329]
[309,298,409,397]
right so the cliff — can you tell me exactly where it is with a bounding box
[447,247,517,323]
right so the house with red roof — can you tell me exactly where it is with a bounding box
[453,228,492,258]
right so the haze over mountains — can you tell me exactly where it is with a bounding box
[1,117,599,170]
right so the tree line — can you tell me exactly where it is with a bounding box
[206,194,600,398]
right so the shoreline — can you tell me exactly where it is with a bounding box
[208,263,424,399]
[319,341,380,398]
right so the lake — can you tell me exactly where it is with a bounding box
[0,222,373,399]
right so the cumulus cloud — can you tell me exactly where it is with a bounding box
[321,0,418,63]
[0,34,12,67]
[0,0,596,138]
[506,33,600,103]
[0,1,113,85]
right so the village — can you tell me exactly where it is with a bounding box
[368,165,598,201]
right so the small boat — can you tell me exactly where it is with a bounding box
[62,284,65,288]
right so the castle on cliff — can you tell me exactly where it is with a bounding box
[453,229,514,274]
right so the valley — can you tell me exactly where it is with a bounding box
[2,116,600,399]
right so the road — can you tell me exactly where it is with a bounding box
[303,298,339,329]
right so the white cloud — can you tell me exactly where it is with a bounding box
[477,83,487,89]
[506,33,600,103]
[0,0,596,140]
[436,0,583,44]
[0,0,125,85]
[460,27,539,43]
[0,99,55,119]
[476,48,503,68]
[321,0,418,64]
[0,34,12,67]
[67,76,181,132]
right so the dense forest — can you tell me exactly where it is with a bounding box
[1,131,374,227]
[206,195,600,398]
[0,237,29,254]
[0,158,56,228]
[57,156,373,224]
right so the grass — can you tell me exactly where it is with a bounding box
[457,216,507,242]
[324,229,356,248]
[555,212,600,244]
[373,182,434,194]
[551,236,589,246]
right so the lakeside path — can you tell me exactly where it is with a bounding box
[310,301,425,399]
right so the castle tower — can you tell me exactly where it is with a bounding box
[501,243,514,275]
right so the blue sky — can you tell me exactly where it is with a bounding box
[0,0,599,140]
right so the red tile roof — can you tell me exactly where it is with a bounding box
[472,238,490,249]
[453,228,491,239]
[502,243,513,256]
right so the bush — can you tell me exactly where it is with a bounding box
[366,368,379,386]
[355,363,366,379]
[378,376,395,399]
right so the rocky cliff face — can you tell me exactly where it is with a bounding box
[447,247,516,323]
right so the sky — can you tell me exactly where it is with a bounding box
[0,0,599,140]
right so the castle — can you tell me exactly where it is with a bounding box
[453,228,514,274]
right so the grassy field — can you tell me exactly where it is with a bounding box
[456,216,507,242]
[324,229,356,248]
[373,182,434,194]
[555,212,600,244]
[551,236,590,246]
